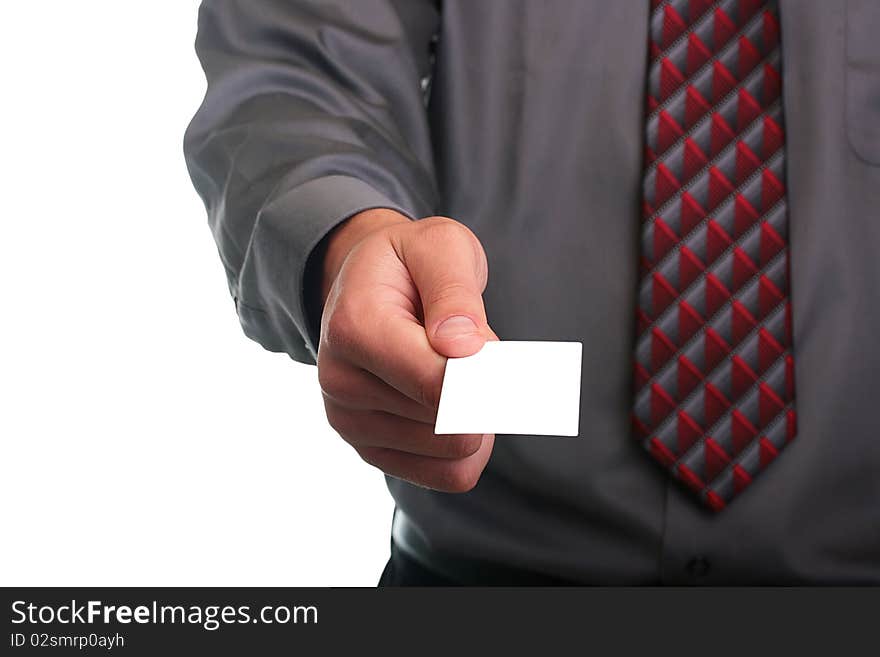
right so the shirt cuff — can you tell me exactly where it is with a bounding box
[238,174,416,364]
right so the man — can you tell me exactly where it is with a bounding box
[185,0,880,584]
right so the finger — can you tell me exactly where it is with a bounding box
[356,434,495,493]
[320,258,447,409]
[324,301,448,409]
[396,217,490,358]
[326,403,484,459]
[319,357,436,423]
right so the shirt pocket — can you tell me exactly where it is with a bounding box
[846,0,880,164]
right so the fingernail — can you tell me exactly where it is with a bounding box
[435,315,479,339]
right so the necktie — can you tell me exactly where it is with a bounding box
[633,0,796,512]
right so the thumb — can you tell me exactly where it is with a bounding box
[398,217,490,358]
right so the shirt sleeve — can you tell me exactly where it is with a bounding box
[184,0,440,363]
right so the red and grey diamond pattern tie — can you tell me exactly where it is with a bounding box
[633,0,797,512]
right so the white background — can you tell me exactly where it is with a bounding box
[0,2,394,586]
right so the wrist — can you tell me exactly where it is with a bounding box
[321,208,411,302]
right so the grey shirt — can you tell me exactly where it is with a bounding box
[185,0,880,584]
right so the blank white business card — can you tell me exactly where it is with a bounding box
[434,341,582,437]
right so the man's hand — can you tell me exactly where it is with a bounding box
[316,209,495,492]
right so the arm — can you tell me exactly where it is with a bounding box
[186,0,496,491]
[184,0,440,363]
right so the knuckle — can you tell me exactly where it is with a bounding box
[322,314,349,351]
[419,216,476,246]
[355,446,386,471]
[318,366,357,406]
[316,363,339,396]
[418,218,487,289]
[441,435,483,459]
[415,368,443,410]
[324,405,352,438]
[322,303,359,354]
[427,280,478,308]
[438,462,480,493]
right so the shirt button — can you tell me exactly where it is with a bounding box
[686,556,711,578]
